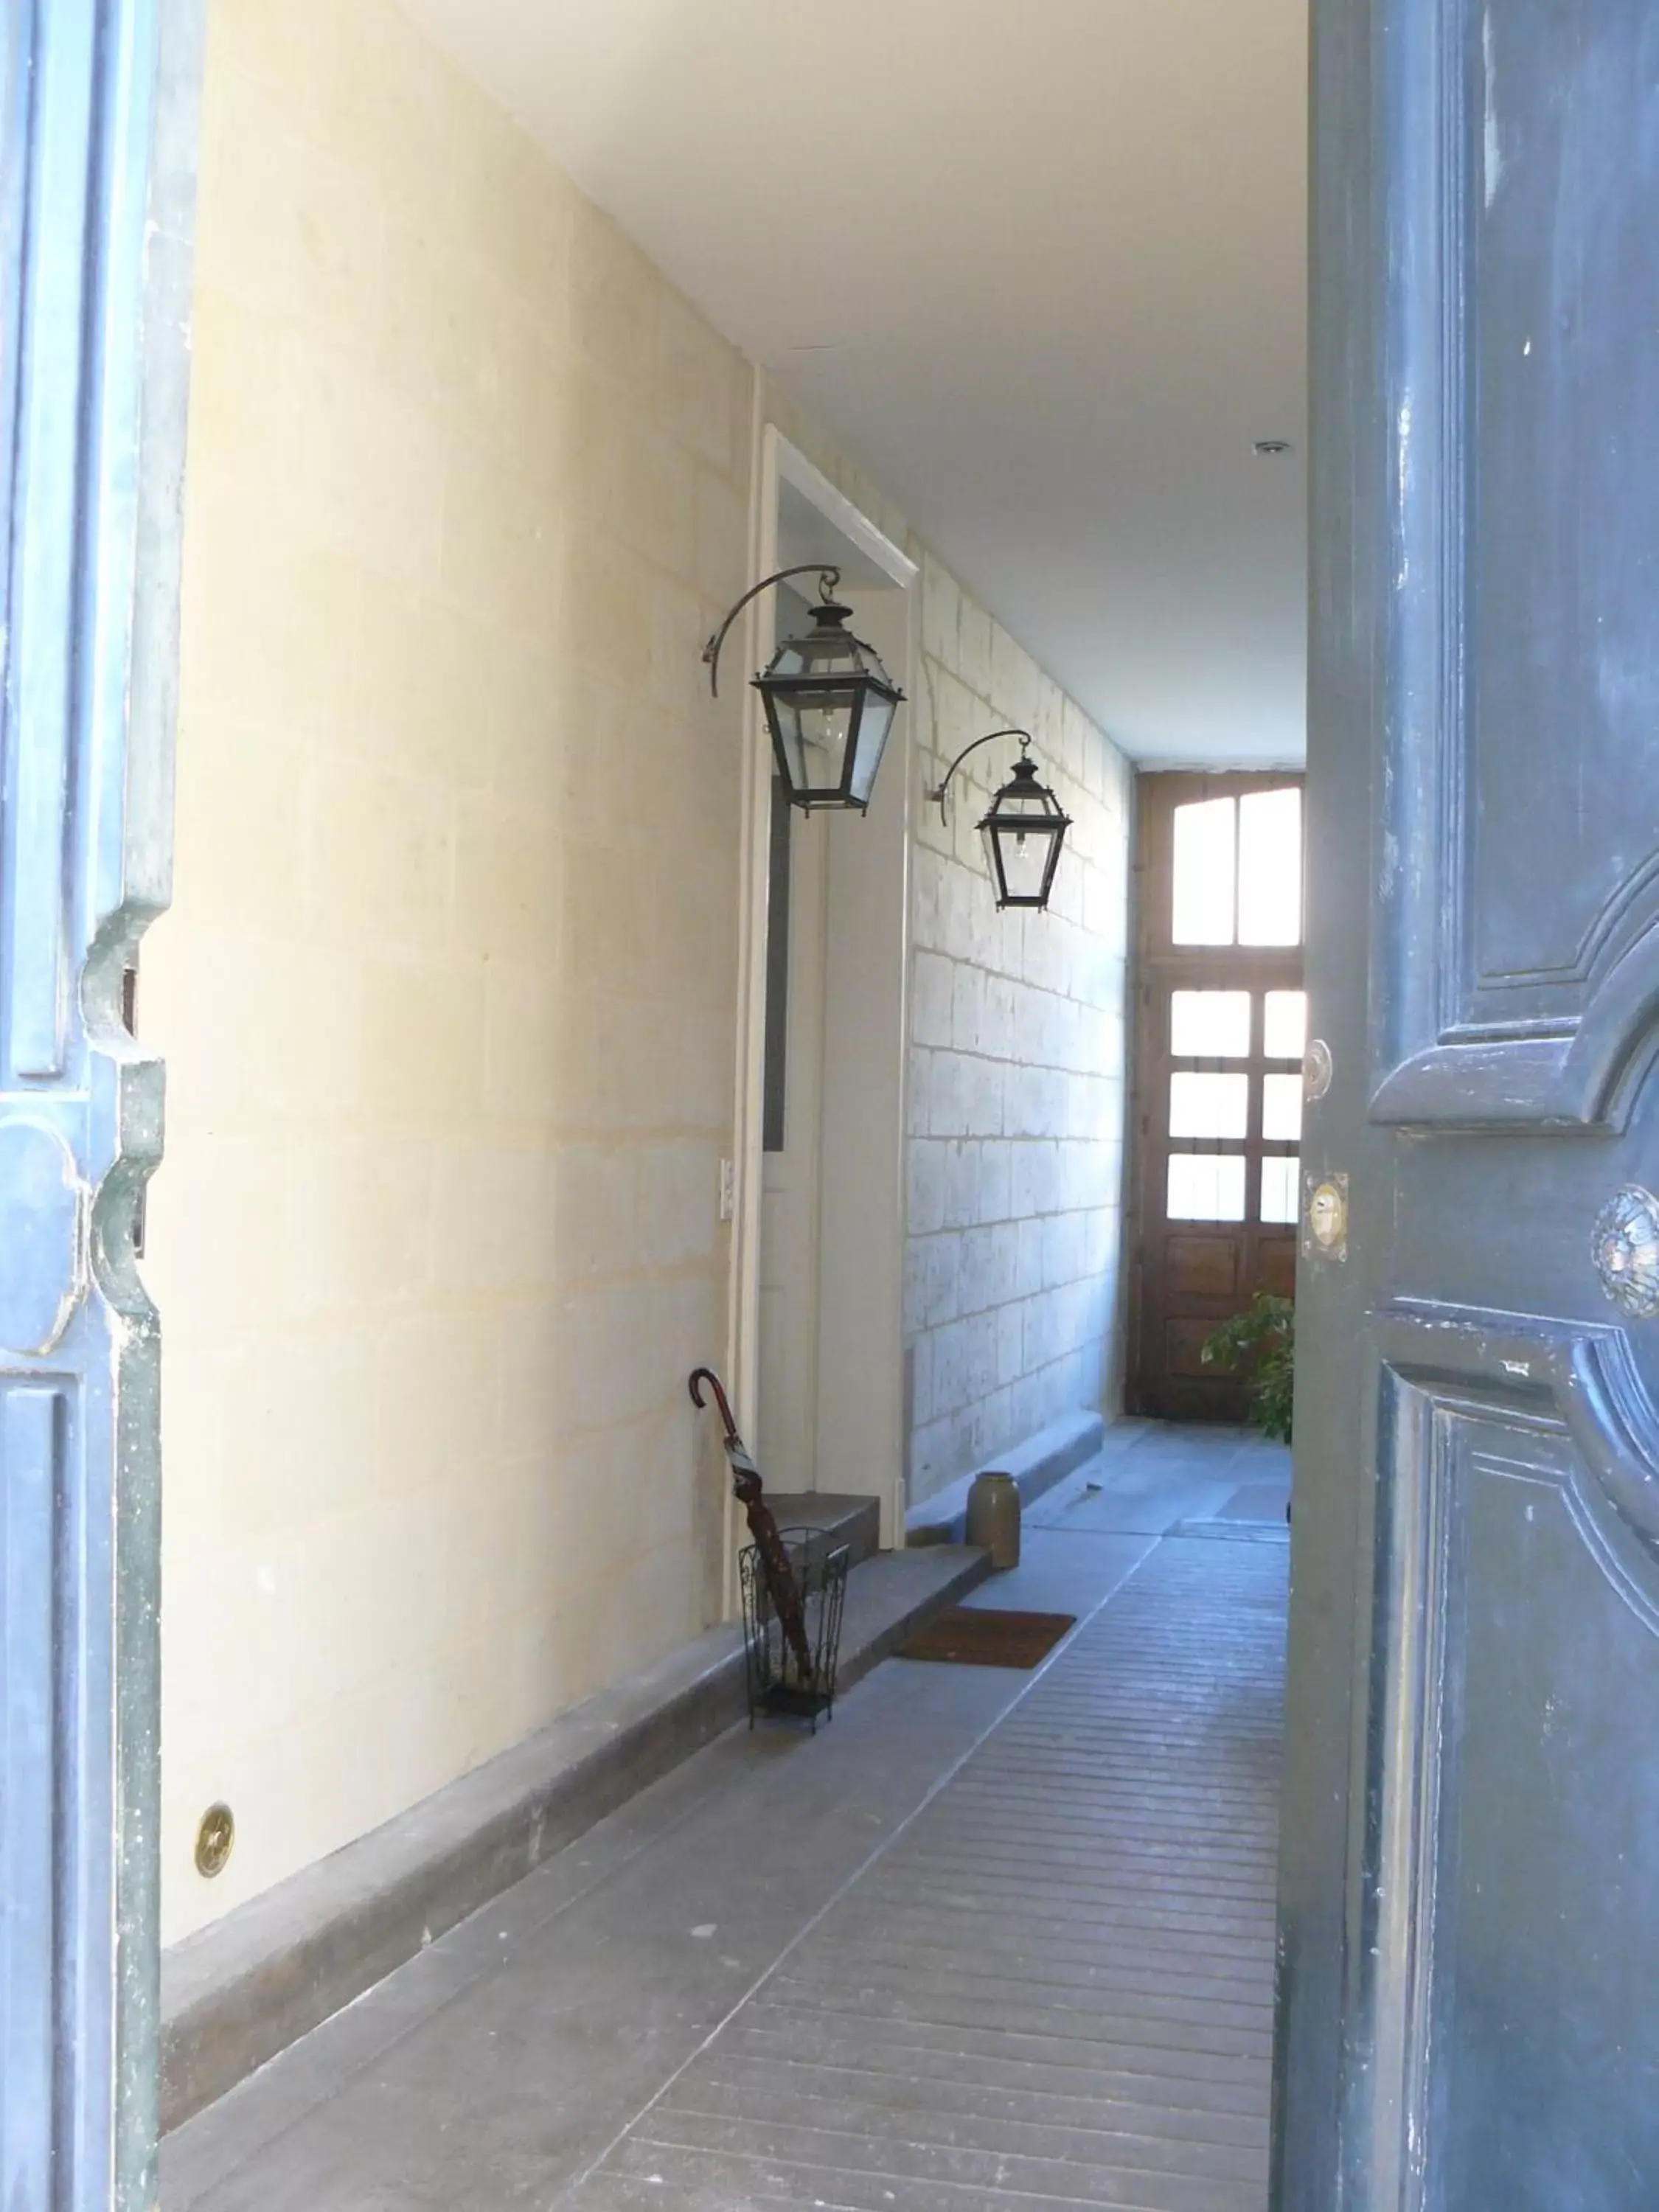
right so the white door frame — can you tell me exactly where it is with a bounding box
[725,424,917,1601]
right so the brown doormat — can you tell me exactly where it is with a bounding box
[897,1607,1076,1669]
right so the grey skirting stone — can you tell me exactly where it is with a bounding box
[159,1540,990,2132]
[905,1408,1105,1547]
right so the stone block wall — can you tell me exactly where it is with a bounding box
[904,558,1131,1503]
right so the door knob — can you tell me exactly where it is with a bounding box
[1592,1186,1659,1318]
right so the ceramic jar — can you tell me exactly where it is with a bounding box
[965,1470,1021,1570]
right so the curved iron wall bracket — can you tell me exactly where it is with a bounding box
[931,728,1034,824]
[701,564,842,698]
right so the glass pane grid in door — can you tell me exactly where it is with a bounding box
[1259,1155,1301,1225]
[1163,980,1306,1222]
[1133,771,1304,1418]
[1169,1071,1250,1141]
[1264,990,1308,1060]
[1169,787,1305,949]
[1170,990,1252,1058]
[1263,1074,1303,1143]
[1167,1154,1248,1222]
[1237,788,1304,945]
[1171,798,1238,945]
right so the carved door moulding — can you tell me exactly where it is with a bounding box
[1368,0,1659,1135]
[1375,1299,1659,1561]
[1350,1304,1659,2203]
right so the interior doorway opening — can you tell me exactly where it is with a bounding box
[1126,771,1307,1422]
[731,432,917,1559]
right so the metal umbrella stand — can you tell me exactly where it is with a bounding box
[689,1368,849,1731]
[737,1526,849,1730]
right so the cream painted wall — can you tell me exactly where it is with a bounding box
[152,0,1130,1948]
[147,0,756,1944]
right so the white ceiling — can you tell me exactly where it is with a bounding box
[401,0,1308,766]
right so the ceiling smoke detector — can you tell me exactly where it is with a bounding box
[1253,438,1293,456]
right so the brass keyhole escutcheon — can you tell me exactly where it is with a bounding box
[195,1802,236,1879]
[1302,1171,1349,1264]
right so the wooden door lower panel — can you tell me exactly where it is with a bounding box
[1135,1226,1298,1421]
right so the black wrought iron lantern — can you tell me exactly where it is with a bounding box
[933,728,1073,912]
[979,748,1073,909]
[703,566,905,813]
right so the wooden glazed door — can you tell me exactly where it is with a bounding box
[1128,773,1304,1421]
[1278,7,1659,2208]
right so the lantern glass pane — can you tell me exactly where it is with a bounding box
[796,689,859,773]
[847,689,897,806]
[772,625,884,684]
[765,686,859,798]
[983,816,1062,905]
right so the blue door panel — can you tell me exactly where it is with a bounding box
[0,5,178,2209]
[1,1386,62,2200]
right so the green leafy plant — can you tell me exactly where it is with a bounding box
[1200,1292,1295,1443]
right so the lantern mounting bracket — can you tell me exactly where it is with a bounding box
[931,729,1034,824]
[702,565,843,698]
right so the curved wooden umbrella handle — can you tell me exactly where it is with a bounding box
[688,1365,740,1443]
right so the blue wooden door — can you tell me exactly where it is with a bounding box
[1280,7,1659,2207]
[1,5,189,2208]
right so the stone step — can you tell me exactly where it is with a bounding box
[760,1492,883,1571]
[836,1543,993,1686]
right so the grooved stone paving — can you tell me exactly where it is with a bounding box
[571,1535,1285,2211]
[160,1431,1287,2212]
